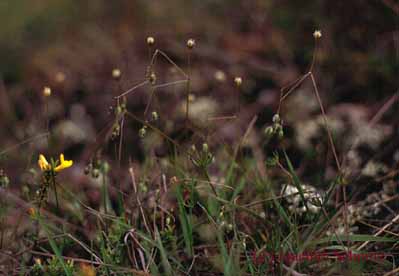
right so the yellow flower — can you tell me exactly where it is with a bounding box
[54,154,73,172]
[38,154,73,172]
[38,154,51,171]
[79,263,96,276]
[27,207,36,217]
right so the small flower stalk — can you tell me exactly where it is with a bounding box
[111,97,126,140]
[139,125,147,138]
[264,113,284,140]
[189,143,214,168]
[37,154,73,208]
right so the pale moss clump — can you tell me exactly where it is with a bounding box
[282,183,323,214]
[178,96,218,125]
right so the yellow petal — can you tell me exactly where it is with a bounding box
[38,154,50,171]
[54,154,73,172]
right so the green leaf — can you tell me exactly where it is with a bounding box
[38,214,72,276]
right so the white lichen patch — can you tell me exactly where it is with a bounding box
[350,124,392,150]
[327,180,395,236]
[295,115,344,149]
[178,96,218,124]
[282,183,323,214]
[361,160,388,177]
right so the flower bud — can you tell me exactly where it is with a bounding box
[112,68,121,79]
[146,36,155,46]
[234,77,242,87]
[149,72,156,84]
[139,127,147,138]
[92,168,100,179]
[214,70,226,82]
[0,170,9,187]
[55,72,66,83]
[313,30,322,39]
[43,86,51,97]
[170,176,179,185]
[277,129,284,139]
[84,164,91,175]
[186,39,195,49]
[28,207,36,218]
[272,114,281,124]
[151,111,159,121]
[264,126,274,137]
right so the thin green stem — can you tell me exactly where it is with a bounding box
[50,170,59,211]
[185,50,192,125]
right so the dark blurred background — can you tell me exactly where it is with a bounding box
[0,0,397,184]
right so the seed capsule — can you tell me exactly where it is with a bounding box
[264,126,274,137]
[92,168,100,179]
[202,143,209,152]
[186,39,195,49]
[151,111,159,121]
[112,68,121,79]
[43,86,52,97]
[139,127,147,138]
[234,77,242,87]
[313,30,322,39]
[277,129,284,139]
[84,164,91,175]
[272,114,281,124]
[146,36,155,46]
[149,72,156,84]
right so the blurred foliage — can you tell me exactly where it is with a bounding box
[0,0,396,101]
